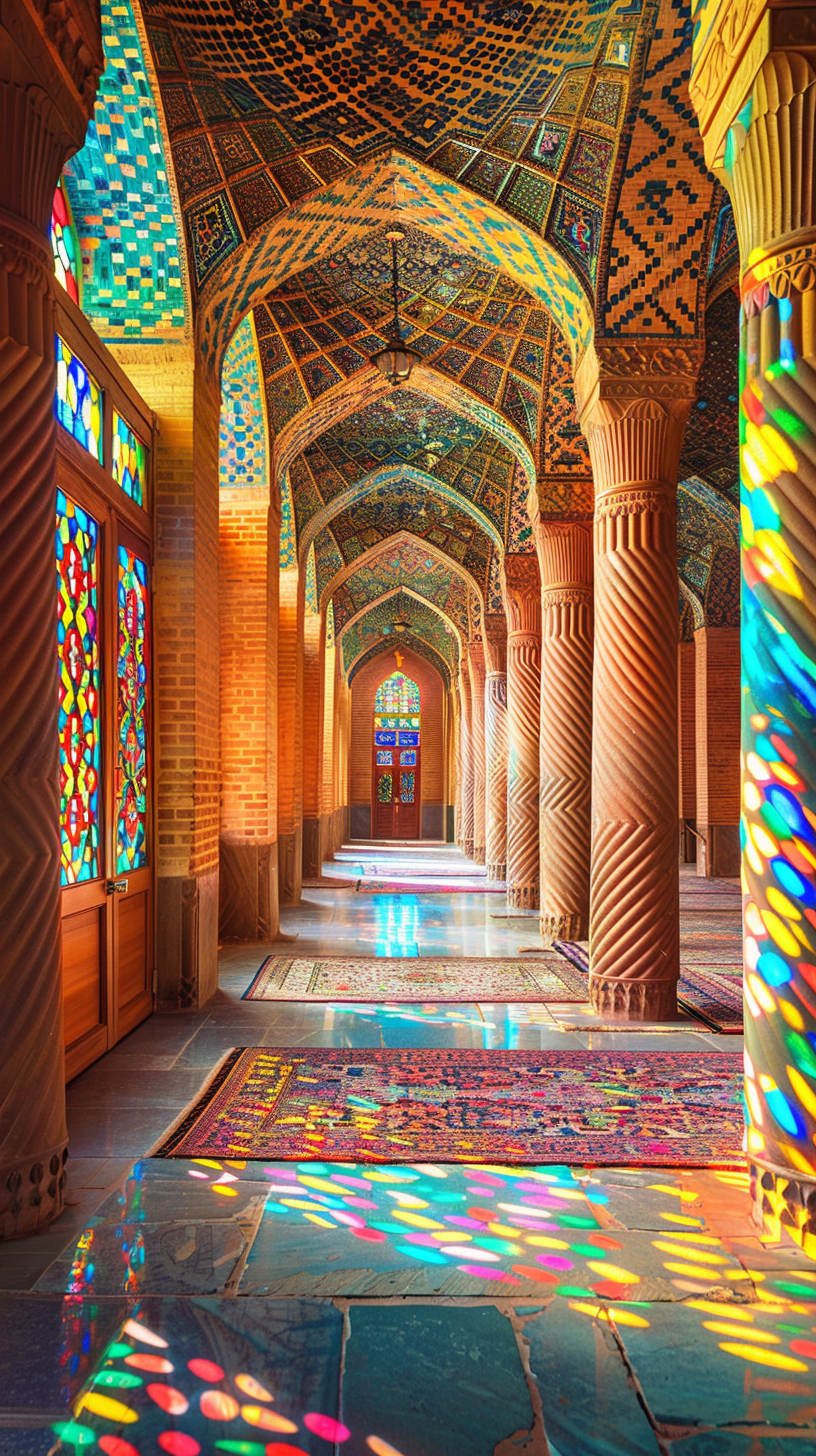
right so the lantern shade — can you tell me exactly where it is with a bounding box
[371,332,421,386]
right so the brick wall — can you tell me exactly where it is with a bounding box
[695,625,740,876]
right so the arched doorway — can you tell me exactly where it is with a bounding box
[373,672,421,839]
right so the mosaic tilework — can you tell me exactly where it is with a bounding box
[62,0,188,340]
[195,155,594,372]
[292,391,517,547]
[507,462,535,553]
[313,526,344,606]
[680,290,739,497]
[677,475,739,629]
[219,314,268,490]
[325,477,493,597]
[279,467,296,569]
[707,192,739,298]
[349,632,454,687]
[340,591,458,678]
[304,542,318,615]
[330,538,472,635]
[598,0,717,337]
[538,321,594,520]
[487,550,505,613]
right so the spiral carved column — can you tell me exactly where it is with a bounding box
[467,637,487,864]
[483,614,508,881]
[535,521,593,942]
[457,667,474,858]
[503,555,542,909]
[691,27,816,1246]
[0,22,102,1239]
[577,347,700,1020]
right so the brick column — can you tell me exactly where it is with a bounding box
[535,520,593,941]
[483,614,508,880]
[503,554,542,909]
[277,565,302,903]
[457,665,474,857]
[678,633,697,862]
[467,636,487,864]
[576,344,700,1019]
[694,626,740,877]
[114,348,221,1007]
[302,608,324,875]
[218,491,280,939]
[0,3,102,1238]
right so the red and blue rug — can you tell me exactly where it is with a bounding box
[243,955,589,1003]
[552,943,743,1033]
[156,1047,744,1167]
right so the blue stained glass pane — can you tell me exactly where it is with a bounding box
[400,750,417,765]
[375,731,396,746]
[398,731,419,746]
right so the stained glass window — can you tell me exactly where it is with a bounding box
[112,411,147,507]
[50,180,80,305]
[400,750,417,765]
[55,336,103,462]
[117,545,149,872]
[377,774,393,803]
[376,751,393,765]
[374,673,420,714]
[398,730,420,746]
[57,491,101,885]
[375,730,397,746]
[400,771,416,803]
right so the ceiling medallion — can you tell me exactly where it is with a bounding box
[370,229,422,387]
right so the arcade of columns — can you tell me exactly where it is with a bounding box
[2,0,816,1259]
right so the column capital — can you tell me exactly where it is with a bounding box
[502,553,541,636]
[482,613,507,675]
[575,340,704,427]
[534,519,593,601]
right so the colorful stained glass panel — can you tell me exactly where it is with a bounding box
[57,490,101,885]
[117,545,149,872]
[374,673,421,714]
[55,336,103,462]
[376,751,393,765]
[375,731,396,746]
[400,750,417,765]
[50,180,80,305]
[398,731,420,746]
[377,774,393,803]
[112,411,147,506]
[400,771,416,803]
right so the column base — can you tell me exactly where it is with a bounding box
[157,869,219,1009]
[464,837,474,859]
[219,838,280,942]
[507,884,540,911]
[541,910,587,943]
[588,975,678,1022]
[752,1160,816,1261]
[0,1141,68,1241]
[488,861,506,882]
[473,843,486,865]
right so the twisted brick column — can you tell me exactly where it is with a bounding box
[457,666,474,857]
[467,637,487,864]
[535,521,593,941]
[691,29,816,1242]
[503,555,541,909]
[577,347,700,1019]
[483,614,508,881]
[0,17,102,1238]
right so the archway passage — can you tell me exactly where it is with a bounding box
[372,671,422,839]
[350,646,447,843]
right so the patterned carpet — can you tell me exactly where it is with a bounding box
[243,955,589,1003]
[356,880,506,893]
[551,943,744,1032]
[157,1047,743,1166]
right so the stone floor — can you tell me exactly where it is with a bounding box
[2,846,813,1455]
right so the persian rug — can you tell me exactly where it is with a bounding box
[243,955,589,1003]
[156,1047,743,1166]
[677,969,744,1034]
[356,880,506,894]
[550,943,743,1033]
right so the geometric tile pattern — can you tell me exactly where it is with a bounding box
[340,592,459,677]
[680,289,739,498]
[537,321,593,521]
[62,0,188,341]
[677,475,740,629]
[218,315,267,489]
[330,538,473,634]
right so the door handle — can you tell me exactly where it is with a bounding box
[106,879,129,895]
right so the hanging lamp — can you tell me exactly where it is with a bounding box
[370,229,421,386]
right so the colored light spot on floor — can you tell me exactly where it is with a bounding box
[352,1226,387,1241]
[660,1213,706,1227]
[718,1342,809,1371]
[189,1358,225,1382]
[99,1437,141,1456]
[147,1384,189,1415]
[122,1319,168,1348]
[511,1263,558,1284]
[214,1442,267,1455]
[663,1262,725,1280]
[648,1184,698,1201]
[79,1392,139,1422]
[304,1413,351,1441]
[367,1436,408,1456]
[93,1371,143,1389]
[213,1184,239,1196]
[703,1321,780,1342]
[262,1445,309,1455]
[124,1353,174,1373]
[234,1374,273,1401]
[52,1423,96,1447]
[536,1254,573,1271]
[587,1261,639,1283]
[394,1242,449,1263]
[652,1242,729,1264]
[441,1244,500,1260]
[525,1234,570,1249]
[201,1390,241,1420]
[242,1404,298,1432]
[391,1210,444,1228]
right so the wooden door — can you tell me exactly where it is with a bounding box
[57,478,153,1078]
[372,672,422,840]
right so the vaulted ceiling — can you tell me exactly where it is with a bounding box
[329,538,474,634]
[341,592,459,680]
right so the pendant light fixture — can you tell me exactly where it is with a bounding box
[370,229,421,386]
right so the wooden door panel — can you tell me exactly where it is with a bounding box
[62,903,107,1079]
[114,884,152,1038]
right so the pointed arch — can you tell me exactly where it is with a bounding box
[320,531,485,619]
[339,587,464,678]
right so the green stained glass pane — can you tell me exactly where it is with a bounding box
[377,773,393,803]
[111,409,147,506]
[374,672,420,714]
[56,489,101,885]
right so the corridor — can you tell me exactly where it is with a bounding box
[2,849,813,1455]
